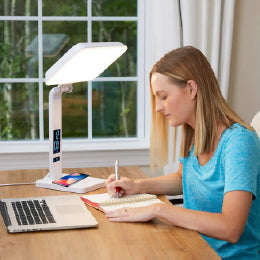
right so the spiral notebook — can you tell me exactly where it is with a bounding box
[81,193,163,212]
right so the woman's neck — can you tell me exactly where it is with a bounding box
[197,123,227,166]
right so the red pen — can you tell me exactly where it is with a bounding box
[115,160,120,198]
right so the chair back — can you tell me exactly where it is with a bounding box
[251,111,260,138]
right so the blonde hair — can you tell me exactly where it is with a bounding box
[150,46,253,167]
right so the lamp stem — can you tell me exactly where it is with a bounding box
[48,84,73,180]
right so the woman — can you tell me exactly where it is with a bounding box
[106,46,260,260]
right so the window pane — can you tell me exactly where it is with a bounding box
[92,81,136,138]
[42,0,88,16]
[92,0,137,16]
[0,83,39,140]
[43,21,87,74]
[0,0,38,16]
[43,82,88,139]
[92,21,137,77]
[0,21,38,78]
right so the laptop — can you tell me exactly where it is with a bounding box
[0,195,98,233]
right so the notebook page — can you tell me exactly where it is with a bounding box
[81,193,163,212]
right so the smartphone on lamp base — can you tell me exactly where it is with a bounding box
[52,173,89,187]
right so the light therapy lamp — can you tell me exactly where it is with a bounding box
[36,42,127,193]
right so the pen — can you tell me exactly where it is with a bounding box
[115,160,120,198]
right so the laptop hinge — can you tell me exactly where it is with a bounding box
[0,201,11,226]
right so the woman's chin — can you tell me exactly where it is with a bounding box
[168,120,179,127]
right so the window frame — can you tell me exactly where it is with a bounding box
[0,0,150,170]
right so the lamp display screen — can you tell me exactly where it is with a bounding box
[53,129,61,154]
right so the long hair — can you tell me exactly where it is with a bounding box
[150,46,253,167]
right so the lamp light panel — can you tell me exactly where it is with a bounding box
[45,42,127,86]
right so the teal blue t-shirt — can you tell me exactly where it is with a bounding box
[180,123,260,260]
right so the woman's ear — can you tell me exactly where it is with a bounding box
[186,80,198,99]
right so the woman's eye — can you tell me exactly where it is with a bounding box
[160,96,167,100]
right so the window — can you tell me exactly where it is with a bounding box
[0,0,149,169]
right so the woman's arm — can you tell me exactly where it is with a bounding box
[106,190,252,244]
[106,164,183,196]
[136,164,183,195]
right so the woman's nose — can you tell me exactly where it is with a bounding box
[156,101,163,112]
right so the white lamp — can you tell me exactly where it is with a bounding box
[36,42,127,193]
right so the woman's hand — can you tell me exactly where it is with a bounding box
[105,204,161,222]
[105,174,138,197]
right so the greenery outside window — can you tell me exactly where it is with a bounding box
[0,0,148,168]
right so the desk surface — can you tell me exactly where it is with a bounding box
[0,166,220,260]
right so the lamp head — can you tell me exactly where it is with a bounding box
[45,42,127,85]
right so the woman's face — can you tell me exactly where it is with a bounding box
[151,72,197,128]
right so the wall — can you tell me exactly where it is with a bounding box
[228,0,260,123]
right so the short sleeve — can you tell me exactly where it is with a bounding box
[224,129,260,199]
[178,156,184,164]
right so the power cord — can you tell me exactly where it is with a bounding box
[0,182,36,187]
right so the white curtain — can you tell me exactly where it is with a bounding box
[144,0,236,174]
[180,0,235,99]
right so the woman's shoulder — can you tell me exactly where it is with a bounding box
[224,123,258,141]
[222,123,260,153]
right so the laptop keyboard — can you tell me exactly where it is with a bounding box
[11,199,56,225]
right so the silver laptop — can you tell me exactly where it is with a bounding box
[0,195,98,233]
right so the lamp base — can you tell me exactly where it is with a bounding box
[36,173,106,194]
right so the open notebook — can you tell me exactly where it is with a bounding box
[81,193,163,212]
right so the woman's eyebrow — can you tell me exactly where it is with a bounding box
[154,90,167,96]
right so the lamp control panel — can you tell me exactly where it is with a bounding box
[53,129,61,163]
